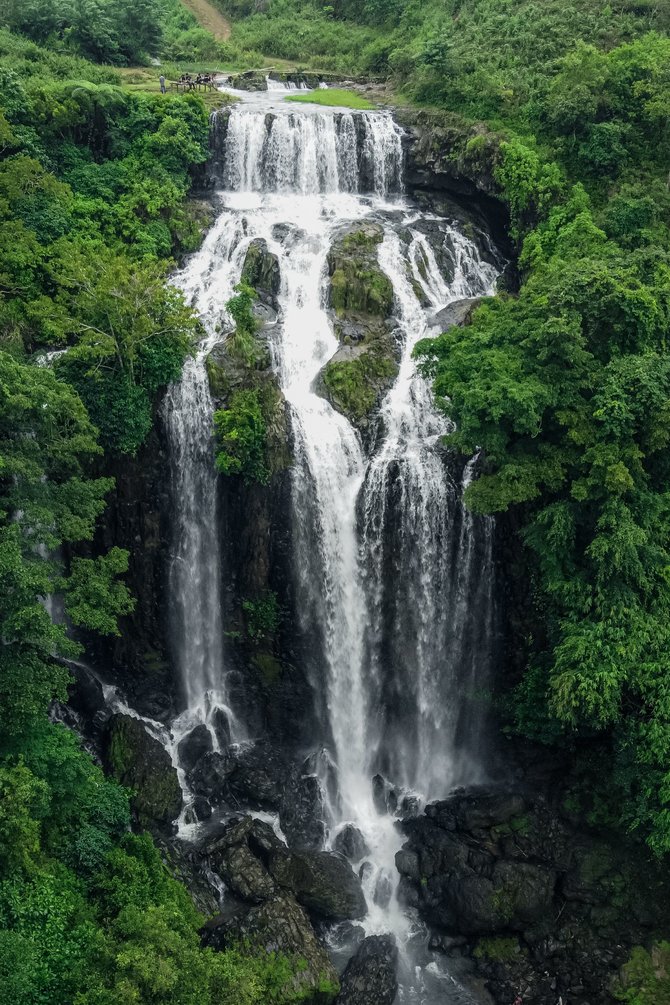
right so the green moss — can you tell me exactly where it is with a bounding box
[206,354,231,399]
[615,942,670,1004]
[473,937,520,963]
[330,265,393,316]
[253,652,283,685]
[106,717,181,828]
[243,591,279,641]
[509,813,532,835]
[322,349,397,424]
[342,228,383,253]
[491,885,515,924]
[285,88,374,110]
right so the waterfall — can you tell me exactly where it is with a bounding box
[217,105,403,195]
[361,228,498,799]
[164,99,501,1001]
[163,213,253,764]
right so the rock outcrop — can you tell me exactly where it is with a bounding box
[201,815,366,922]
[103,713,182,831]
[203,894,339,1002]
[336,935,398,1005]
[396,786,670,1004]
[270,849,367,921]
[318,222,398,434]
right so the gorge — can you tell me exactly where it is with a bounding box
[64,86,668,1005]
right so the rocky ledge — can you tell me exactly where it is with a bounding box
[199,814,373,1003]
[396,787,670,1005]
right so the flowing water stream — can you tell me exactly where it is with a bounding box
[164,93,501,1002]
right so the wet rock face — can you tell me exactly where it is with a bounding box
[203,893,339,1002]
[395,107,511,246]
[201,815,366,924]
[337,935,399,1005]
[177,724,213,775]
[186,741,327,848]
[269,849,367,922]
[333,824,370,862]
[279,770,326,851]
[103,713,182,831]
[241,239,281,308]
[396,786,670,1005]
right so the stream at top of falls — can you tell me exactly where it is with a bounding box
[161,94,501,1004]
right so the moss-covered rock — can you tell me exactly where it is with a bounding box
[320,342,397,427]
[319,223,399,431]
[103,713,182,831]
[207,340,291,481]
[328,223,393,316]
[241,239,281,306]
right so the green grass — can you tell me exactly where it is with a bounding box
[285,88,374,110]
[116,65,238,109]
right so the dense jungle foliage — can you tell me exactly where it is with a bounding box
[0,10,303,1004]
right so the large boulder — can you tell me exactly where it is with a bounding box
[204,815,283,903]
[188,750,233,803]
[270,849,367,921]
[333,824,370,863]
[432,296,482,333]
[214,842,276,903]
[103,713,182,831]
[423,863,555,934]
[279,770,326,851]
[177,724,213,774]
[327,223,393,316]
[425,790,527,832]
[336,935,398,1005]
[226,740,292,809]
[203,894,339,1002]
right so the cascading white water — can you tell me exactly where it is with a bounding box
[163,214,253,782]
[165,99,501,1001]
[361,227,499,799]
[218,107,403,195]
[266,76,310,91]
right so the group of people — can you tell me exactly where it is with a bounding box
[158,72,215,93]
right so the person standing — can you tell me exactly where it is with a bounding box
[159,74,166,94]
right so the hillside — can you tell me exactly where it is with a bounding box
[1,2,670,1004]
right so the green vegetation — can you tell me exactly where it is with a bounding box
[473,937,521,963]
[412,22,670,853]
[286,88,374,109]
[0,15,306,1003]
[243,591,280,641]
[616,942,670,1004]
[2,0,231,65]
[322,350,396,425]
[215,387,270,483]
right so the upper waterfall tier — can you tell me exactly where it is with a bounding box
[209,107,404,196]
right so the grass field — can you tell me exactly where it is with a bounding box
[286,88,375,110]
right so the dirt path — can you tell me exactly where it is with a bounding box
[180,0,232,41]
